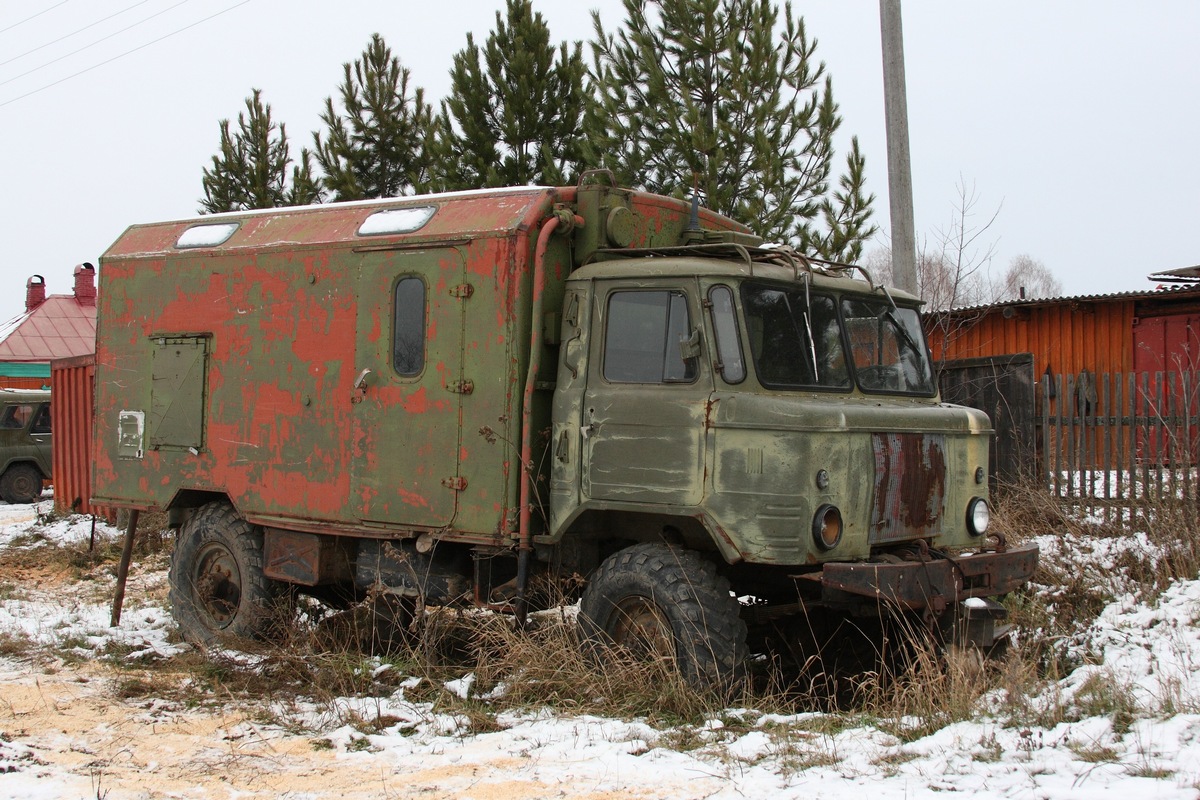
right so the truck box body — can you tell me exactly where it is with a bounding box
[93,186,742,543]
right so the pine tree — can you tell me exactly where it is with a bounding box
[314,33,436,200]
[199,88,320,213]
[435,0,590,190]
[810,136,875,263]
[589,0,875,258]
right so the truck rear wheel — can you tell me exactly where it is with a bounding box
[0,463,42,504]
[168,502,286,646]
[578,543,747,691]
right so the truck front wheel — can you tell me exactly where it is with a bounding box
[168,502,286,646]
[578,543,747,691]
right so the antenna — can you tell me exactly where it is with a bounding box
[687,173,700,231]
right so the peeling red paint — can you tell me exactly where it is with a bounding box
[402,387,429,414]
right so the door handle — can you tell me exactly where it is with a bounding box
[351,368,372,403]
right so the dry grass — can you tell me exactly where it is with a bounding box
[2,485,1193,744]
[188,605,749,730]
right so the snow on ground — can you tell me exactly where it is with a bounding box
[1,506,1199,798]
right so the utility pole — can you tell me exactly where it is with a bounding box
[879,0,917,294]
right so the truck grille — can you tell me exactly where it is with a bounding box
[870,433,946,544]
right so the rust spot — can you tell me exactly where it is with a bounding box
[871,433,946,543]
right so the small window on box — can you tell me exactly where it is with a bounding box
[393,277,426,376]
[176,222,239,248]
[358,206,436,236]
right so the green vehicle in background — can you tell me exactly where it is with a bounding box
[0,389,51,504]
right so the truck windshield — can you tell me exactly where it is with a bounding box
[740,284,851,390]
[840,297,936,395]
[739,282,936,395]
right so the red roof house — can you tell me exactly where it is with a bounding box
[0,265,97,389]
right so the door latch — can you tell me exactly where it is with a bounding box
[351,368,372,403]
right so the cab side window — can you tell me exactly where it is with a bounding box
[603,290,696,383]
[31,405,50,434]
[0,404,32,430]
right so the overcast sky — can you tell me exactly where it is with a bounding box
[2,1,1197,324]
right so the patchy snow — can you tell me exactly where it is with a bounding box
[1,506,1199,798]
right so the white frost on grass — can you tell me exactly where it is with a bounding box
[0,503,183,660]
[1064,578,1200,713]
[2,505,1200,797]
[0,499,124,549]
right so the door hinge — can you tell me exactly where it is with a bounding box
[450,283,474,299]
[448,379,474,394]
[442,476,468,491]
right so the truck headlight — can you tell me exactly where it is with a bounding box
[813,504,842,550]
[966,498,990,537]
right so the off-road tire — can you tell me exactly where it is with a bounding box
[0,463,42,504]
[168,501,285,647]
[578,543,748,691]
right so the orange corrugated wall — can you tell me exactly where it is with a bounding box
[50,355,112,517]
[0,377,51,390]
[926,298,1136,380]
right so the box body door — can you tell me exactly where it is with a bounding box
[352,248,465,527]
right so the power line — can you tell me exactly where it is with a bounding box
[0,0,252,108]
[0,1,190,89]
[0,0,155,69]
[0,1,71,36]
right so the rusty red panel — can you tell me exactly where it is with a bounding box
[50,354,114,518]
[870,432,946,544]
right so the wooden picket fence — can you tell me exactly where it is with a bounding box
[1041,370,1200,524]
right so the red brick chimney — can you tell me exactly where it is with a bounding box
[73,263,96,306]
[25,275,45,312]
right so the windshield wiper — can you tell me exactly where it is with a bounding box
[879,286,921,356]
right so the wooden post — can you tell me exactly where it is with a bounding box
[879,0,918,295]
[110,509,140,627]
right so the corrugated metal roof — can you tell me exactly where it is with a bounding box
[936,282,1200,315]
[0,296,96,362]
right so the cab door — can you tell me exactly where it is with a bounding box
[352,248,465,527]
[581,282,710,506]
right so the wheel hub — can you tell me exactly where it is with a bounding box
[609,596,674,659]
[194,544,241,626]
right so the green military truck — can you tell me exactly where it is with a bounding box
[92,178,1036,685]
[0,389,51,505]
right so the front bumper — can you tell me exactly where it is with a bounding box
[810,542,1040,616]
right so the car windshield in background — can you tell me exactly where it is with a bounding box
[740,284,851,390]
[840,298,936,395]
